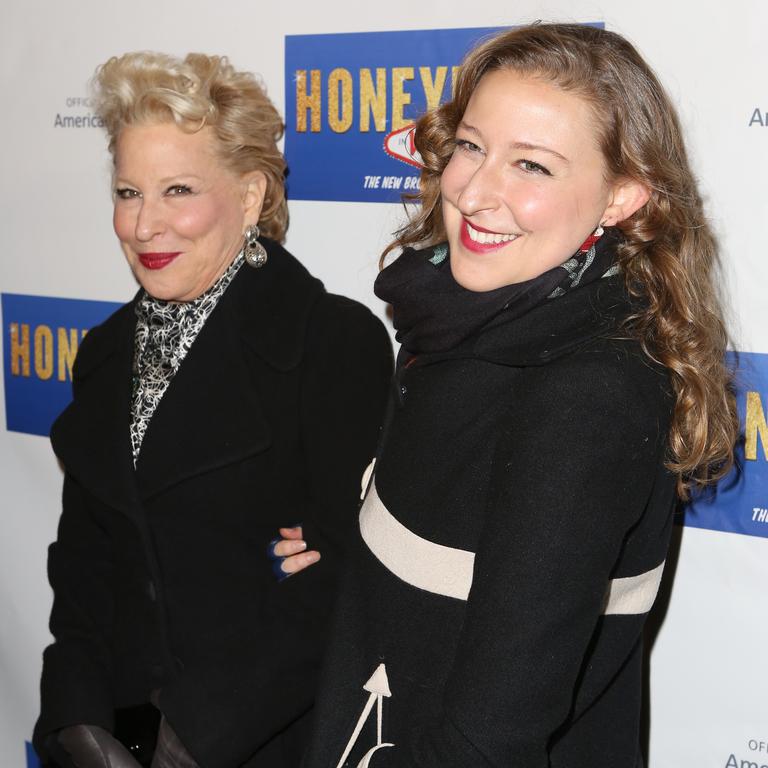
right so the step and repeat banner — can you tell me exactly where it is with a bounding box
[1,2,766,767]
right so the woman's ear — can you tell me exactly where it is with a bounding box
[242,171,268,226]
[601,177,651,227]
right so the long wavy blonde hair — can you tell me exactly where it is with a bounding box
[92,51,288,241]
[388,23,737,498]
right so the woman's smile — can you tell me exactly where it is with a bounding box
[460,219,520,253]
[137,251,182,270]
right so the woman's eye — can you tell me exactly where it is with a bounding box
[455,139,482,154]
[166,184,193,196]
[518,159,551,176]
[115,188,140,200]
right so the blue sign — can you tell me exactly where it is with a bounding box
[2,293,122,437]
[284,26,509,203]
[26,741,40,768]
[680,351,768,539]
[284,24,604,203]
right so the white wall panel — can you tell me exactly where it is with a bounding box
[1,2,765,766]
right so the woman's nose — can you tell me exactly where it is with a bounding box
[134,199,165,242]
[456,160,500,216]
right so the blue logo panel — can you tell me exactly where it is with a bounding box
[26,741,41,768]
[680,351,768,539]
[2,293,122,437]
[284,24,603,203]
[285,26,508,203]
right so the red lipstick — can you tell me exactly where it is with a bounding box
[138,252,181,270]
[464,220,498,234]
[459,219,518,254]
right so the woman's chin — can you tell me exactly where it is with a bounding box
[134,275,186,303]
[450,258,511,293]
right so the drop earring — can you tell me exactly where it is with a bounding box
[578,223,605,253]
[243,224,268,268]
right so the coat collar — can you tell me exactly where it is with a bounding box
[408,275,633,370]
[50,301,140,515]
[472,274,633,366]
[232,238,324,370]
[51,238,325,513]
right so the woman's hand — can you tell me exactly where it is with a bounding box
[268,526,321,580]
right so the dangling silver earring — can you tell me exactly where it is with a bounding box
[243,224,268,268]
[595,224,605,237]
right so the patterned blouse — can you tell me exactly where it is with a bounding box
[130,252,244,463]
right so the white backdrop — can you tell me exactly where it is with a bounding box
[1,2,766,767]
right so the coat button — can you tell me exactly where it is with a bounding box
[400,385,407,396]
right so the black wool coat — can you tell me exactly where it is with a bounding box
[33,240,393,768]
[305,275,676,768]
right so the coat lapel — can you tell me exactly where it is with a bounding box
[51,301,141,517]
[134,240,324,500]
[132,282,271,500]
[52,240,324,509]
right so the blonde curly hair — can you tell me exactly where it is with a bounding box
[92,51,288,242]
[388,23,738,498]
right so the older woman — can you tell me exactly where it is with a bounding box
[281,23,738,768]
[33,52,392,768]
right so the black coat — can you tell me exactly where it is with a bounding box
[33,240,393,768]
[305,275,676,768]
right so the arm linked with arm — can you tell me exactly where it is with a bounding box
[158,295,393,768]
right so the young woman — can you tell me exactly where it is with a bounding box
[276,23,738,768]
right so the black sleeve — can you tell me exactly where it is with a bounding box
[33,474,116,760]
[158,295,393,768]
[298,295,394,557]
[385,351,669,767]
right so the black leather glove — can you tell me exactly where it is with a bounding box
[47,724,144,768]
[150,717,199,768]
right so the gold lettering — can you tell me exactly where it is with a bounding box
[10,322,30,376]
[34,325,54,380]
[359,68,387,132]
[746,391,768,461]
[328,68,353,133]
[391,67,415,131]
[58,327,79,382]
[420,66,448,112]
[296,69,321,132]
[451,65,461,97]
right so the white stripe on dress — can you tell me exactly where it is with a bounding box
[359,480,475,601]
[359,478,665,614]
[603,561,665,615]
